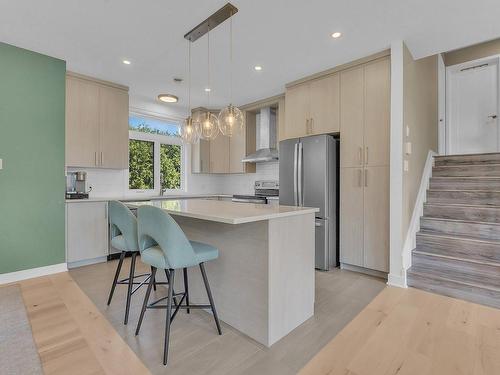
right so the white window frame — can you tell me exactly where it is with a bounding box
[127,116,186,196]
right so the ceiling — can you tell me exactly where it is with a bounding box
[1,0,500,118]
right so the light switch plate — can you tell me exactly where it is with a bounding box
[0,158,3,170]
[406,125,410,137]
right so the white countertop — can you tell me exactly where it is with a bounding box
[125,199,318,224]
[65,194,232,203]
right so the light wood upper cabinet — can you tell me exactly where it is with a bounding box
[283,74,340,140]
[210,134,230,173]
[364,58,390,167]
[284,83,309,140]
[65,72,129,169]
[340,66,364,167]
[98,86,129,169]
[363,166,389,272]
[66,77,100,167]
[309,73,340,135]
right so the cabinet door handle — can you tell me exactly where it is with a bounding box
[365,147,369,165]
[100,152,103,166]
[104,204,107,219]
[358,169,363,187]
[94,151,98,166]
[310,118,314,133]
[364,169,368,187]
[306,118,310,134]
[358,147,363,165]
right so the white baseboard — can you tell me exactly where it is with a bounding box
[387,273,407,288]
[0,263,68,285]
[401,150,437,277]
[67,256,108,269]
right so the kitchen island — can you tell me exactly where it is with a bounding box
[126,199,318,346]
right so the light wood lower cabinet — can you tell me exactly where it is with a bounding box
[340,167,364,266]
[66,202,108,266]
[340,165,389,272]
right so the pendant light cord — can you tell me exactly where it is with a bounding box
[188,41,191,114]
[207,27,211,108]
[229,14,233,104]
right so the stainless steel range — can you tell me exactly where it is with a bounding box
[232,180,279,204]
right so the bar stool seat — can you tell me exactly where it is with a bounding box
[190,241,219,263]
[110,235,128,251]
[141,241,219,270]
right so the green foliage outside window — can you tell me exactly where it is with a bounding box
[129,139,154,189]
[160,144,181,190]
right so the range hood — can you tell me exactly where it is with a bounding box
[242,107,279,163]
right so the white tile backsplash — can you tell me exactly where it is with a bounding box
[67,161,278,198]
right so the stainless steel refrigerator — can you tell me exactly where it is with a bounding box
[279,135,339,270]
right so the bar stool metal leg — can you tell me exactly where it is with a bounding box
[163,269,175,366]
[183,267,190,314]
[135,267,156,336]
[151,266,157,291]
[124,252,137,325]
[199,263,222,335]
[107,251,125,306]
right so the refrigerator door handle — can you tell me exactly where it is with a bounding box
[293,142,298,206]
[298,142,303,206]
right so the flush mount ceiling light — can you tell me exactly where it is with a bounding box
[157,94,179,103]
[204,87,211,92]
[122,59,131,65]
[254,65,262,71]
[331,32,342,39]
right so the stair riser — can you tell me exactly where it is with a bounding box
[427,190,500,206]
[429,178,500,191]
[433,165,500,177]
[407,272,500,309]
[411,252,500,290]
[416,233,500,264]
[420,218,500,240]
[423,204,500,223]
[435,154,500,167]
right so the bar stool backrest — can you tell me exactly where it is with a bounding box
[108,200,139,252]
[137,205,198,269]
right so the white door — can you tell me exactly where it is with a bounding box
[447,58,499,155]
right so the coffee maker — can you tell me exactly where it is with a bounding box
[66,171,90,199]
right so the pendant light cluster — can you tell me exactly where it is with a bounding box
[179,4,245,144]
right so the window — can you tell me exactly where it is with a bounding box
[128,115,185,193]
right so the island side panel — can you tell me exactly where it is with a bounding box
[172,216,270,345]
[268,212,315,346]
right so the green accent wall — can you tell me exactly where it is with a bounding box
[0,42,66,274]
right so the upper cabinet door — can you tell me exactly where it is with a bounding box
[229,128,246,173]
[210,134,230,173]
[66,77,100,167]
[309,74,340,135]
[364,58,390,167]
[98,86,129,169]
[340,66,364,168]
[284,83,310,140]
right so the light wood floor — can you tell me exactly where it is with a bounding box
[299,285,500,375]
[69,259,386,375]
[19,272,150,375]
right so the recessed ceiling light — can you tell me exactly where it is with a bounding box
[157,94,178,103]
[331,32,342,39]
[205,88,211,92]
[254,65,262,71]
[122,59,131,65]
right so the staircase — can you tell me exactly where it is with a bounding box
[407,152,500,309]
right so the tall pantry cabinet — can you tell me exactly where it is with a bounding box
[339,57,390,272]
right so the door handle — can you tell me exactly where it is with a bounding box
[365,147,369,165]
[358,169,363,187]
[488,114,498,119]
[100,151,103,166]
[94,151,98,166]
[298,142,303,206]
[358,147,363,165]
[293,143,298,206]
[364,169,368,187]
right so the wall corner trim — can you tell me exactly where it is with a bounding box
[0,263,68,285]
[387,273,407,288]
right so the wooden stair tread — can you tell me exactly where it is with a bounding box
[428,189,500,193]
[435,152,500,158]
[412,249,500,268]
[418,230,500,245]
[421,216,500,226]
[407,269,500,293]
[424,202,500,209]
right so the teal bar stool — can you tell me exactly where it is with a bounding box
[107,200,158,325]
[135,205,222,366]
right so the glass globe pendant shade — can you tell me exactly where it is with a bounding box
[196,111,219,140]
[218,104,244,137]
[179,116,199,144]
